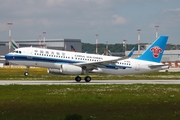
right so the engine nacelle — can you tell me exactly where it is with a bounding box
[48,64,83,75]
[47,68,63,75]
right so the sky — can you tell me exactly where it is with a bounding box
[0,0,180,44]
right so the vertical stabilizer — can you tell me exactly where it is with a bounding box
[11,39,19,49]
[127,46,136,57]
[136,36,168,63]
[71,45,76,52]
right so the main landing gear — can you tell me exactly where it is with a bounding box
[75,75,91,82]
[24,66,29,76]
[75,69,91,82]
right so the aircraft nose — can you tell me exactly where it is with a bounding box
[5,54,11,60]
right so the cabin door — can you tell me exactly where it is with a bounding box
[135,62,140,71]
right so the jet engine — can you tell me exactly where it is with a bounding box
[48,64,83,75]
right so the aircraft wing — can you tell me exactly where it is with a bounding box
[74,46,134,69]
[74,56,129,69]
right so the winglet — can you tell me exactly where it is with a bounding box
[127,46,136,57]
[136,36,168,63]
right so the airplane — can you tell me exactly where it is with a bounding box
[11,39,19,49]
[5,36,169,82]
[0,39,19,60]
[70,45,76,52]
[71,45,88,53]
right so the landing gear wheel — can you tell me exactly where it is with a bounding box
[85,76,91,82]
[24,72,29,76]
[24,66,30,76]
[75,76,81,82]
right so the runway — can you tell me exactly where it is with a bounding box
[0,80,180,85]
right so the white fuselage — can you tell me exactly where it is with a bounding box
[5,47,168,75]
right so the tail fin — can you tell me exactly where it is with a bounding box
[11,39,19,49]
[127,46,136,57]
[136,36,168,63]
[71,45,76,52]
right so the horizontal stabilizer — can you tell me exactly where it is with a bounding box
[148,64,169,69]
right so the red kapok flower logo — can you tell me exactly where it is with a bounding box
[150,46,162,58]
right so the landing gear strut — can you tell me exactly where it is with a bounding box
[84,69,91,82]
[24,66,29,76]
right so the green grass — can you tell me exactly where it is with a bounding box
[1,68,180,119]
[0,67,180,80]
[0,84,180,120]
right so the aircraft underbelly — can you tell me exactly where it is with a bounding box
[102,68,137,75]
[9,60,54,68]
[93,67,151,75]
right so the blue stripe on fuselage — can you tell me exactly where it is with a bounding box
[5,54,79,64]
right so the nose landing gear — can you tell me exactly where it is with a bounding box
[24,66,29,76]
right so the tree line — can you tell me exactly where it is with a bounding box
[82,43,180,54]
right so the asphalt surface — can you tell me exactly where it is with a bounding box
[0,80,180,85]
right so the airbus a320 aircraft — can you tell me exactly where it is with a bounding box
[5,36,169,82]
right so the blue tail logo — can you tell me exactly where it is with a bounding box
[136,36,168,63]
[150,46,162,58]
